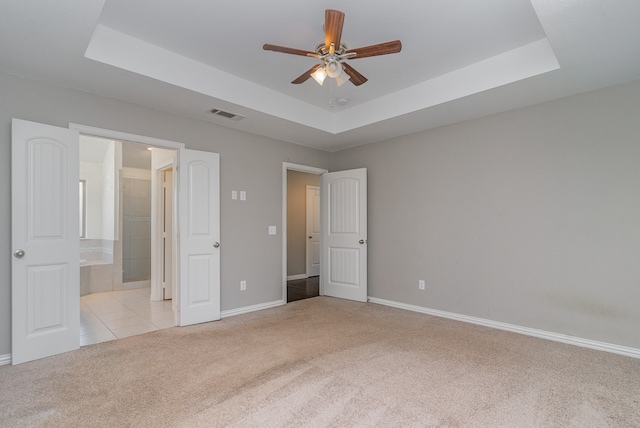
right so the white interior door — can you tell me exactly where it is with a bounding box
[306,185,321,277]
[178,149,220,326]
[11,118,80,364]
[321,168,367,302]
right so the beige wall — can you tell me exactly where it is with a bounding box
[0,72,331,356]
[287,170,321,277]
[331,79,640,349]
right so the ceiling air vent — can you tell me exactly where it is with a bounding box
[210,108,245,121]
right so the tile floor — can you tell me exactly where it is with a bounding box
[80,287,175,347]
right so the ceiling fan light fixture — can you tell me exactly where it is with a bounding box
[263,9,402,87]
[311,66,327,85]
[325,59,342,78]
[335,70,351,87]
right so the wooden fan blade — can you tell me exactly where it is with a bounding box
[346,40,402,59]
[342,63,368,86]
[291,64,323,84]
[263,44,317,57]
[325,9,345,51]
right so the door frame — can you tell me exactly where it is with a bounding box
[305,185,320,277]
[71,124,183,326]
[282,163,327,302]
[151,161,175,303]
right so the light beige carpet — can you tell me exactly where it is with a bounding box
[1,296,639,427]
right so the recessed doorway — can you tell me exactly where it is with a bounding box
[79,136,177,346]
[12,119,221,364]
[282,163,328,303]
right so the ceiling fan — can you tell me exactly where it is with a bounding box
[263,9,402,87]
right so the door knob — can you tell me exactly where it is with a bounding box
[359,239,366,245]
[213,242,220,248]
[309,236,312,239]
[14,249,25,258]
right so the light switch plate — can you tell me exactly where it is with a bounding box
[231,190,237,200]
[240,191,246,201]
[269,226,276,235]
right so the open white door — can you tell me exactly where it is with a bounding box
[11,119,80,364]
[178,149,220,326]
[306,185,321,277]
[321,168,367,302]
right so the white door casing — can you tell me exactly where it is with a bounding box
[162,169,174,300]
[11,118,80,364]
[178,149,221,326]
[306,186,321,277]
[150,148,177,303]
[321,168,368,302]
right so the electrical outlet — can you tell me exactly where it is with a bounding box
[418,280,425,290]
[240,280,246,291]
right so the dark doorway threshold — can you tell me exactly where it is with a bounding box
[287,276,319,302]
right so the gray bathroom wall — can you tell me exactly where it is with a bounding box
[122,176,151,282]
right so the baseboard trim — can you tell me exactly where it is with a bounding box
[221,300,286,318]
[0,354,11,366]
[286,274,307,281]
[368,297,640,359]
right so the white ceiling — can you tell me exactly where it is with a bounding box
[2,1,640,152]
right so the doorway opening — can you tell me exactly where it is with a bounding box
[79,134,177,345]
[12,119,221,364]
[282,163,328,303]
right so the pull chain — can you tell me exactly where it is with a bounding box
[329,78,334,108]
